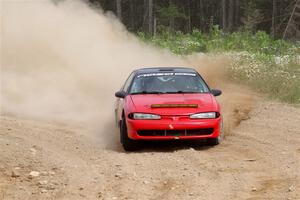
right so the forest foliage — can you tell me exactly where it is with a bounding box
[91,0,300,40]
[139,29,300,104]
[90,0,300,104]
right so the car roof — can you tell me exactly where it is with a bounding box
[134,67,197,74]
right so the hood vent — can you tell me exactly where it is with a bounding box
[151,104,198,108]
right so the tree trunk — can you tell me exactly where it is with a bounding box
[169,0,175,32]
[199,0,204,31]
[148,0,153,35]
[228,0,234,32]
[116,0,122,21]
[187,0,192,33]
[271,0,278,38]
[234,0,239,28]
[129,1,134,31]
[154,12,157,36]
[222,0,227,32]
[143,0,148,33]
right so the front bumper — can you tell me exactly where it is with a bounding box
[126,116,222,140]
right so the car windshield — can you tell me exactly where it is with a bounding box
[129,72,210,94]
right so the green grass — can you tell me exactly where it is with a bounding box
[138,27,300,104]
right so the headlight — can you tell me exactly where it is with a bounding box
[190,112,218,119]
[130,113,161,120]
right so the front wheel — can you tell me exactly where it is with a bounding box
[120,118,141,151]
[206,137,220,146]
[207,120,224,146]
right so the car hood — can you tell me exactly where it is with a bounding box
[129,93,218,115]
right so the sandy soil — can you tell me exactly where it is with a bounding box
[1,1,299,199]
[0,100,299,200]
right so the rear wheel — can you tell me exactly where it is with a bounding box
[120,118,141,151]
[207,120,224,146]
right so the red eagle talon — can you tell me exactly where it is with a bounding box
[115,67,223,151]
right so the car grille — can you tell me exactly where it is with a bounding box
[137,128,214,137]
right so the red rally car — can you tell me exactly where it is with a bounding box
[114,67,223,151]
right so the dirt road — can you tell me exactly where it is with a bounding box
[1,1,299,199]
[0,100,299,200]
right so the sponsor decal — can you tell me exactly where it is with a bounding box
[137,72,196,78]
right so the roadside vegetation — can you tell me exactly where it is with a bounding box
[138,28,300,104]
[95,0,300,104]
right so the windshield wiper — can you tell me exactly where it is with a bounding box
[130,91,165,95]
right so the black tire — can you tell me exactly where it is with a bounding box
[120,118,141,151]
[207,120,224,146]
[206,137,220,146]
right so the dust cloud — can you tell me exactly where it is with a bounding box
[1,0,255,145]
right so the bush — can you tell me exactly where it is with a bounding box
[230,53,300,104]
[138,29,300,104]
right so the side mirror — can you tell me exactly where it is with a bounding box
[211,89,222,96]
[115,91,126,98]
